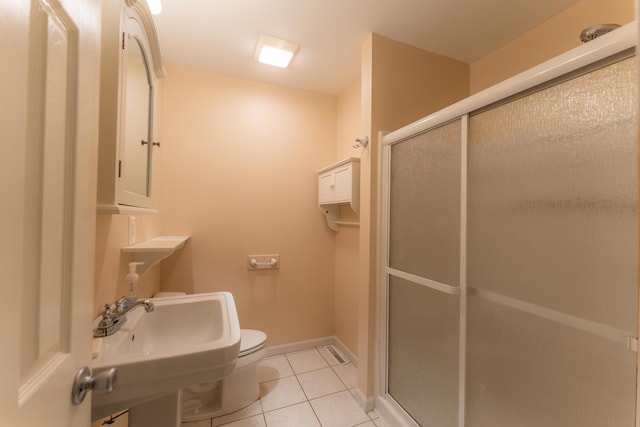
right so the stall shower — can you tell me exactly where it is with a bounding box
[378,28,638,427]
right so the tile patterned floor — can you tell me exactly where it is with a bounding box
[181,346,387,427]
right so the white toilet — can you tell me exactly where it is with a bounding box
[152,292,268,422]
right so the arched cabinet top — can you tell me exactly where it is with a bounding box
[123,0,165,79]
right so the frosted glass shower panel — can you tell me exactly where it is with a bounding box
[466,295,636,427]
[466,57,638,426]
[388,276,459,427]
[467,57,637,330]
[389,120,461,285]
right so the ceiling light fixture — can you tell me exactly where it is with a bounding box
[254,35,299,68]
[145,0,162,15]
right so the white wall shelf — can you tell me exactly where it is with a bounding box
[317,158,360,231]
[97,204,159,215]
[121,235,189,275]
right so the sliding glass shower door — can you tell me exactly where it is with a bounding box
[387,119,463,427]
[466,57,638,427]
[383,55,637,427]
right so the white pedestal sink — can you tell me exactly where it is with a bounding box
[91,292,241,426]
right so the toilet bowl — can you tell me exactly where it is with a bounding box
[180,328,268,422]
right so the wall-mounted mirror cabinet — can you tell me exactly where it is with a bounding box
[98,0,165,214]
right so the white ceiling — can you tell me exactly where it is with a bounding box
[152,0,582,95]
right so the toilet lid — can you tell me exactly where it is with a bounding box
[240,329,267,356]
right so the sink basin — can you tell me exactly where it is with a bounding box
[91,292,241,420]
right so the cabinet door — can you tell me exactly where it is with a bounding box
[118,13,154,208]
[333,164,353,202]
[318,171,335,203]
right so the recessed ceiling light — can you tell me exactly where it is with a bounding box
[254,35,299,68]
[145,0,162,15]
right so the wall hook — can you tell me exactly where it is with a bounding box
[353,136,369,148]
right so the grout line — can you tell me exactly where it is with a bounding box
[287,364,331,377]
[307,398,324,426]
[258,373,295,385]
[293,368,312,401]
[284,353,296,371]
[330,364,350,390]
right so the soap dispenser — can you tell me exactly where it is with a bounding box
[122,262,144,309]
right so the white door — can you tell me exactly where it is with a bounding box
[1,0,101,425]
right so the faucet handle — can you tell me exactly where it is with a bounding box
[102,303,114,316]
[97,304,115,329]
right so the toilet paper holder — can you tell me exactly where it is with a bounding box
[248,254,279,270]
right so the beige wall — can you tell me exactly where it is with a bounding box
[158,65,338,346]
[334,78,362,357]
[357,33,470,396]
[470,0,635,93]
[93,214,162,316]
[371,34,471,131]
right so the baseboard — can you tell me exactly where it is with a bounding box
[374,395,419,427]
[266,335,359,366]
[267,336,335,356]
[353,387,375,412]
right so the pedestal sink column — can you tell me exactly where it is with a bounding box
[129,391,181,427]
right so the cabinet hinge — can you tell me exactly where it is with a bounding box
[118,160,122,178]
[626,336,638,352]
[121,32,125,50]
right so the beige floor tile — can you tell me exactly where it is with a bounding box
[258,355,294,383]
[310,390,370,427]
[259,376,307,412]
[373,418,388,427]
[286,349,329,374]
[264,402,321,427]
[332,363,358,389]
[216,414,265,427]
[212,401,262,426]
[354,422,376,427]
[297,367,346,400]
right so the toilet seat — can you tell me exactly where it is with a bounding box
[239,329,267,357]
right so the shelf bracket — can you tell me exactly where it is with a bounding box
[319,204,340,231]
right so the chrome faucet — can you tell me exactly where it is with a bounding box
[114,297,155,317]
[93,298,154,337]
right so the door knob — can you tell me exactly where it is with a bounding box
[71,366,118,405]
